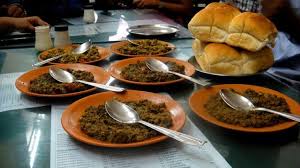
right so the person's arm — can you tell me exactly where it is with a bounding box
[6,3,26,17]
[133,0,192,15]
[0,16,48,34]
[261,0,300,43]
[0,17,15,33]
[3,0,22,4]
[261,0,285,17]
[1,0,26,17]
[157,0,192,14]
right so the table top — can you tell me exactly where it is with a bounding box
[0,9,300,168]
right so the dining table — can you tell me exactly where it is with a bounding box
[0,9,299,168]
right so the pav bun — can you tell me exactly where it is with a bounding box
[226,12,278,51]
[192,39,274,75]
[188,2,277,52]
[188,2,241,43]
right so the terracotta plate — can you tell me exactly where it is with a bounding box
[189,84,300,133]
[15,64,110,97]
[38,45,111,65]
[108,56,196,85]
[110,40,175,57]
[61,90,186,148]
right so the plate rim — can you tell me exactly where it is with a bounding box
[108,56,196,86]
[189,84,300,133]
[110,40,175,57]
[127,24,179,36]
[38,45,111,65]
[15,64,111,98]
[61,90,186,148]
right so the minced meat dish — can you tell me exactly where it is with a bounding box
[204,89,291,128]
[120,60,185,82]
[29,69,94,94]
[41,46,100,63]
[118,39,172,55]
[79,100,173,143]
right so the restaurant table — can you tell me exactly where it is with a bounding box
[0,9,300,168]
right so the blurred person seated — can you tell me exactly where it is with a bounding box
[0,0,26,17]
[0,16,48,34]
[23,0,134,24]
[261,0,300,44]
[93,0,133,9]
[219,0,300,43]
[23,0,83,17]
[261,0,300,89]
[219,0,261,12]
[22,0,83,25]
[132,0,193,26]
[219,0,300,89]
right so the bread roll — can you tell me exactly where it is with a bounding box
[226,12,278,51]
[188,3,241,43]
[192,39,274,75]
[188,2,278,52]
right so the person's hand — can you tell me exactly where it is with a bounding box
[6,4,26,17]
[133,0,160,8]
[12,16,48,32]
[261,0,286,18]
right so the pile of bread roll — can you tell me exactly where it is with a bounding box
[188,2,277,75]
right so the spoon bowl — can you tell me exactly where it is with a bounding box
[219,89,300,122]
[49,67,125,92]
[145,58,169,72]
[72,39,92,54]
[219,89,255,111]
[32,40,92,67]
[49,67,75,83]
[145,58,210,86]
[105,100,206,146]
[105,100,139,124]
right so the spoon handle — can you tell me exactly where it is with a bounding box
[168,71,210,86]
[255,107,300,122]
[126,39,139,46]
[139,120,206,146]
[32,54,64,67]
[76,80,125,92]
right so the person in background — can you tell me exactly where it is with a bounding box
[0,16,48,34]
[219,0,300,43]
[261,0,300,44]
[132,0,193,26]
[219,0,300,90]
[0,0,26,17]
[219,0,261,12]
[22,0,83,24]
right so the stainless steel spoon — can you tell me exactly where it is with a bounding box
[145,58,210,86]
[219,89,300,122]
[105,99,207,146]
[49,67,125,92]
[32,39,92,67]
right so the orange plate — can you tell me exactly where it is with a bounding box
[61,90,186,148]
[15,64,110,98]
[189,84,300,133]
[108,56,195,85]
[110,40,175,57]
[38,45,111,64]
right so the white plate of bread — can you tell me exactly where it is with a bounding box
[188,2,277,76]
